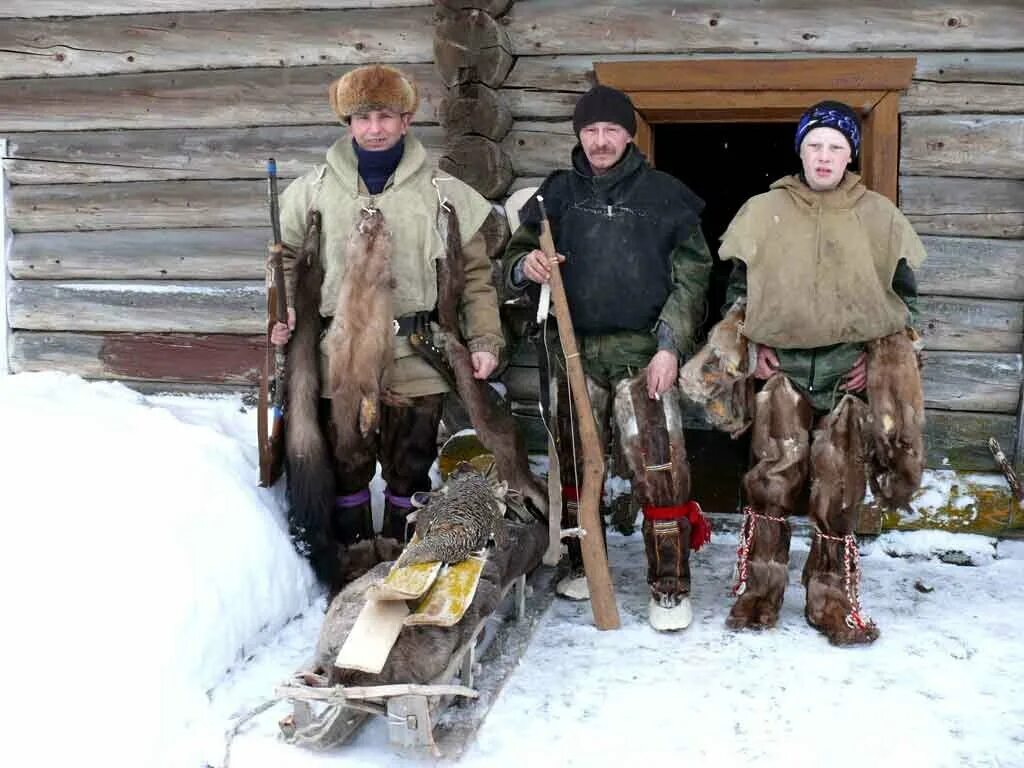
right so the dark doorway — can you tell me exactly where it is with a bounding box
[654,122,800,513]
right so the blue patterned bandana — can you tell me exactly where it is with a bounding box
[794,101,861,158]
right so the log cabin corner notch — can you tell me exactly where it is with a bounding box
[594,57,917,203]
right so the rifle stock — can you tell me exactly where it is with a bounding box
[536,196,620,630]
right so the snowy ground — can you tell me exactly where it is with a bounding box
[2,372,1022,768]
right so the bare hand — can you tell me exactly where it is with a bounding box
[753,344,779,380]
[521,248,566,284]
[471,351,499,380]
[841,351,867,392]
[646,349,679,399]
[270,307,296,347]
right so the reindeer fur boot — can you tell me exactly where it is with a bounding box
[643,517,693,631]
[803,531,879,645]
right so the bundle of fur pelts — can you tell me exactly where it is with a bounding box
[864,330,925,509]
[678,299,753,437]
[313,520,547,685]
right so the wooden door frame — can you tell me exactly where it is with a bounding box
[594,57,916,204]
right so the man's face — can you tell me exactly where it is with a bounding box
[578,121,632,175]
[349,108,411,151]
[799,126,852,191]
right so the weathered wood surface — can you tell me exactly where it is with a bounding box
[917,297,1023,354]
[502,124,574,177]
[0,64,443,132]
[901,176,1024,239]
[8,280,264,333]
[435,0,514,15]
[1,1,433,17]
[10,331,263,385]
[923,352,1020,413]
[901,115,1024,179]
[504,2,1024,55]
[440,84,513,141]
[902,81,1024,114]
[916,236,1024,301]
[923,411,1018,471]
[8,228,269,280]
[440,135,513,198]
[5,125,445,185]
[0,8,434,80]
[434,8,514,88]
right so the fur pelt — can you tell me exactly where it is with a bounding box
[436,206,548,519]
[328,64,419,121]
[725,514,792,631]
[678,299,753,437]
[283,210,345,592]
[864,330,925,509]
[808,395,869,534]
[326,208,398,469]
[803,532,880,646]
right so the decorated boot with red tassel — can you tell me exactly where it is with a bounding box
[642,501,711,631]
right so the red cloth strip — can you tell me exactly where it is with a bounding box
[643,500,712,552]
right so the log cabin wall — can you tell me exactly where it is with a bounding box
[466,0,1023,472]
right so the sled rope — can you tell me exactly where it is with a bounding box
[732,506,786,596]
[815,529,872,631]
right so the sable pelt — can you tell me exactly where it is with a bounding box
[613,373,690,507]
[436,206,548,519]
[807,395,869,534]
[743,374,813,516]
[678,299,753,437]
[326,209,398,468]
[312,520,547,684]
[864,331,925,509]
[284,210,345,592]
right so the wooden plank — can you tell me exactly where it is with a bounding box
[860,91,899,203]
[902,81,1024,114]
[594,58,915,92]
[505,1,1024,55]
[8,228,269,279]
[918,297,1023,353]
[924,410,1017,471]
[502,126,574,178]
[5,125,445,184]
[629,89,887,115]
[2,1,432,16]
[8,279,264,333]
[901,176,1024,239]
[0,8,433,79]
[502,89,580,120]
[0,64,443,132]
[901,115,1024,179]
[9,330,263,385]
[923,351,1021,413]
[916,236,1024,301]
[913,52,1024,84]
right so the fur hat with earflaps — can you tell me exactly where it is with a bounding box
[328,65,419,122]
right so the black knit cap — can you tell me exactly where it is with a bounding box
[572,85,637,136]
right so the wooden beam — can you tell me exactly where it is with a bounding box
[902,81,1024,114]
[628,89,887,116]
[916,236,1024,300]
[901,176,1024,239]
[634,112,653,164]
[595,58,915,92]
[923,352,1021,413]
[0,1,432,18]
[860,91,900,203]
[901,115,1024,179]
[1,138,9,375]
[917,297,1024,353]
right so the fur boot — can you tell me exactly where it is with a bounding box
[642,517,693,630]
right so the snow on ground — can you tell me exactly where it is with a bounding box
[1,372,1022,768]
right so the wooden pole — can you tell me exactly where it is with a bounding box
[536,196,620,630]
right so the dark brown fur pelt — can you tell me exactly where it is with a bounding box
[327,208,396,466]
[725,514,792,631]
[864,331,925,509]
[807,395,868,535]
[436,206,548,519]
[678,298,754,437]
[284,210,345,592]
[743,374,813,516]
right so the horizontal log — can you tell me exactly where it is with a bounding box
[435,8,514,88]
[505,1,1024,54]
[502,124,574,177]
[917,297,1023,353]
[0,8,433,79]
[902,81,1024,114]
[0,64,443,132]
[8,279,265,333]
[1,1,432,17]
[8,228,269,279]
[923,352,1020,413]
[440,135,513,198]
[901,115,1024,179]
[5,125,445,184]
[916,236,1024,300]
[924,410,1018,471]
[9,331,263,385]
[440,83,513,141]
[901,176,1024,239]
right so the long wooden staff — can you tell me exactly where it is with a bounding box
[536,196,620,630]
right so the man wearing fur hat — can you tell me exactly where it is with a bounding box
[715,100,926,645]
[270,65,503,590]
[503,85,713,631]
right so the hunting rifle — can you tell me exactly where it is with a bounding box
[536,195,620,630]
[257,158,289,487]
